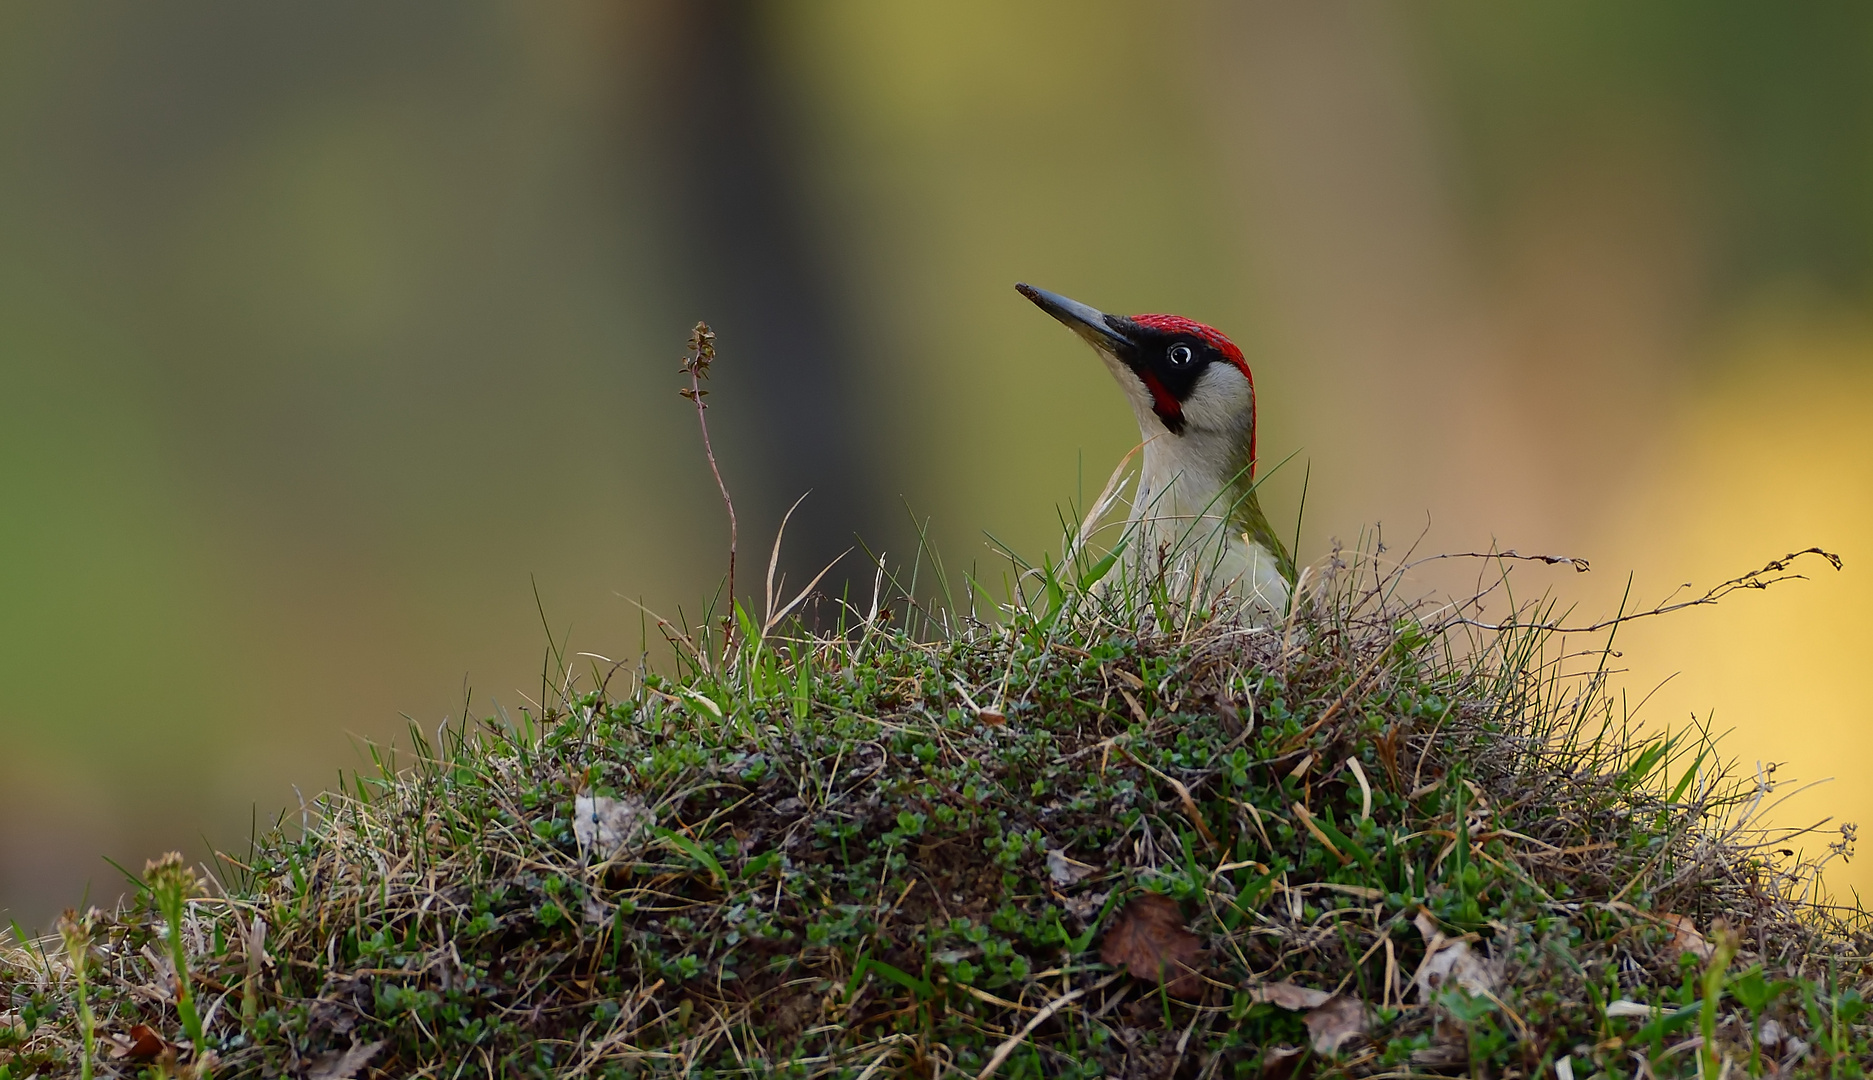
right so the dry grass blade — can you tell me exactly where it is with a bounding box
[975,971,1123,1080]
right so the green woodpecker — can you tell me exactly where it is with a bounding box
[1017,283,1295,619]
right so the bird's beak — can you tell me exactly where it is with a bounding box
[1016,283,1138,359]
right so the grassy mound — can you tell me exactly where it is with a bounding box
[2,542,1867,1079]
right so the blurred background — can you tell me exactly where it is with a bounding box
[3,1,1870,926]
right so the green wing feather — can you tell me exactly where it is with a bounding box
[1232,485,1296,586]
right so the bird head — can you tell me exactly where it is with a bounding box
[1017,283,1259,473]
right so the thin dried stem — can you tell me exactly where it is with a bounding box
[680,321,737,631]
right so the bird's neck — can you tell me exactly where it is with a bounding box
[1136,427,1256,531]
[1134,425,1295,587]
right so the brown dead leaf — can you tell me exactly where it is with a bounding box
[572,794,651,856]
[583,894,612,925]
[1256,1045,1307,1080]
[1303,995,1373,1055]
[1249,980,1371,1052]
[1046,849,1097,886]
[108,1023,169,1061]
[1249,981,1332,1010]
[1100,893,1204,998]
[1411,911,1496,1000]
[1416,937,1494,998]
[1063,889,1110,925]
[306,1037,387,1080]
[1664,913,1714,961]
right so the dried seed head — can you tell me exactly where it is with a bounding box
[145,851,199,898]
[57,907,92,953]
[681,321,718,380]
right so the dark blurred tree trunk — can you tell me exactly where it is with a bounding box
[633,0,889,614]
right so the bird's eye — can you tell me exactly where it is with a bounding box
[1167,343,1194,367]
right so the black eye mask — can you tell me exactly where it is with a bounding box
[1103,319,1221,434]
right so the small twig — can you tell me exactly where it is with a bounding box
[681,322,737,627]
[1438,548,1840,635]
[1410,549,1592,573]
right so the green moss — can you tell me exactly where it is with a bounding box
[2,543,1866,1078]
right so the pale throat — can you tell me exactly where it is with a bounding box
[1136,426,1252,534]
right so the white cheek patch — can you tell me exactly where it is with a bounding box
[1178,364,1254,434]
